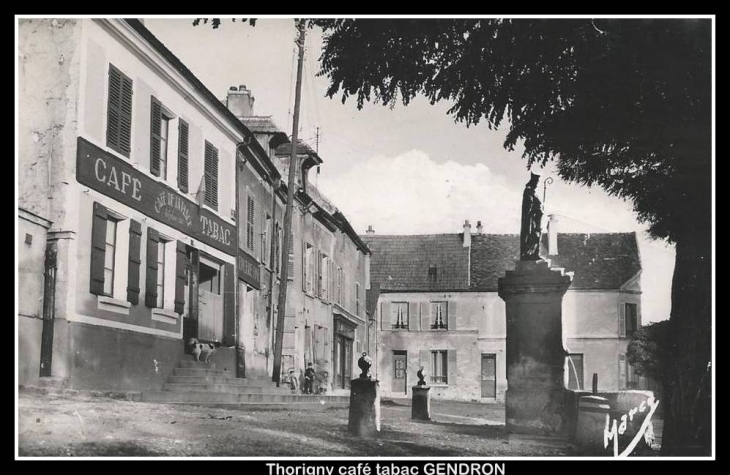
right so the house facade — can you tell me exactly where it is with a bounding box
[364,217,644,402]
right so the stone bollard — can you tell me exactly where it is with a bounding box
[348,378,381,437]
[575,395,612,455]
[412,386,431,421]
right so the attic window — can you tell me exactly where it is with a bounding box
[428,264,437,283]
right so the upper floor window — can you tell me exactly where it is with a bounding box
[106,64,133,157]
[177,120,189,193]
[150,97,174,180]
[246,196,255,251]
[319,253,329,301]
[431,302,448,329]
[204,141,219,210]
[303,242,314,294]
[355,282,361,316]
[391,302,408,330]
[262,214,271,265]
[620,302,639,338]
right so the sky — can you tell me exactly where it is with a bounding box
[144,17,677,323]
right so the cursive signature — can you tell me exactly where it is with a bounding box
[604,396,659,457]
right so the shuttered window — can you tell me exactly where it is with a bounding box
[145,228,160,308]
[355,282,360,316]
[431,350,448,384]
[246,196,255,251]
[177,120,189,192]
[431,302,447,330]
[156,240,166,308]
[274,224,282,274]
[286,233,294,280]
[204,141,219,209]
[391,302,409,330]
[103,219,117,296]
[127,220,142,304]
[106,64,133,157]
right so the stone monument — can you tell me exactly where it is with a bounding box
[498,173,573,438]
[412,366,431,420]
[348,353,381,436]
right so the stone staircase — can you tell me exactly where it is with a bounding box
[141,359,350,410]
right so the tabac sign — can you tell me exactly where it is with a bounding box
[77,136,236,256]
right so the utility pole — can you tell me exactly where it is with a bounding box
[272,19,306,386]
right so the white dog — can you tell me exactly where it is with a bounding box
[187,338,220,363]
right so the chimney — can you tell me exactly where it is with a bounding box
[226,84,255,117]
[548,214,559,255]
[462,219,471,248]
[476,220,483,235]
[365,225,375,235]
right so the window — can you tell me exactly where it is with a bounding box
[431,350,448,384]
[274,224,282,273]
[286,233,294,281]
[336,267,344,306]
[625,303,638,337]
[319,253,328,300]
[246,196,255,251]
[328,260,335,304]
[204,141,219,209]
[262,214,271,265]
[106,64,133,157]
[567,353,584,390]
[155,240,166,308]
[391,302,408,330]
[177,120,189,192]
[355,282,361,316]
[303,243,314,294]
[150,97,173,179]
[103,219,117,296]
[199,257,221,294]
[431,302,448,329]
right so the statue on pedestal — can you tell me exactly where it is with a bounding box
[358,352,373,380]
[520,173,543,261]
[417,366,427,386]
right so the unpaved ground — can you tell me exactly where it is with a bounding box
[17,390,579,458]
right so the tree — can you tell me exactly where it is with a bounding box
[310,18,712,455]
[627,321,670,382]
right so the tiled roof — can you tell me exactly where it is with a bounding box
[469,233,641,291]
[240,116,282,134]
[275,139,318,157]
[362,234,470,291]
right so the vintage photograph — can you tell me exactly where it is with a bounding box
[16,16,713,460]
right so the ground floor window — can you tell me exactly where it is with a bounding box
[431,350,448,384]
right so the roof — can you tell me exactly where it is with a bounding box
[275,140,323,168]
[240,116,282,134]
[469,233,641,291]
[362,234,470,291]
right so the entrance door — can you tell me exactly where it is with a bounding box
[392,351,407,394]
[334,334,353,389]
[198,255,223,341]
[481,353,496,398]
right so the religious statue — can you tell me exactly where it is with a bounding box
[417,366,427,386]
[358,352,373,380]
[520,173,543,260]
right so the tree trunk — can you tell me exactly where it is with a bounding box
[660,234,712,455]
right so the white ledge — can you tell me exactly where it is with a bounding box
[97,296,131,315]
[151,308,179,324]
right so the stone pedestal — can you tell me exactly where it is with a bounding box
[498,259,573,438]
[412,386,431,420]
[348,378,381,437]
[576,395,612,455]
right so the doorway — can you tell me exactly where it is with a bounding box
[197,255,224,342]
[392,350,407,394]
[481,353,496,398]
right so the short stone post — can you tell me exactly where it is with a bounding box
[412,386,431,420]
[575,395,612,455]
[348,353,381,437]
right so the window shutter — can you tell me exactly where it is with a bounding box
[90,202,108,295]
[177,119,189,192]
[408,302,418,331]
[119,72,133,156]
[204,141,219,209]
[328,260,334,303]
[287,234,294,280]
[447,350,457,386]
[126,219,142,304]
[106,65,133,157]
[381,301,391,330]
[447,301,457,331]
[420,302,430,332]
[150,97,161,176]
[302,241,307,292]
[618,302,626,337]
[174,241,187,314]
[222,262,235,346]
[145,228,160,308]
[315,250,321,297]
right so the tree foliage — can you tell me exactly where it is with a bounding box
[627,321,670,381]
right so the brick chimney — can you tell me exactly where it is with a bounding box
[226,84,255,117]
[476,220,483,235]
[548,214,559,255]
[462,220,471,248]
[365,225,375,235]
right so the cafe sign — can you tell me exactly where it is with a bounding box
[238,249,261,289]
[77,136,236,256]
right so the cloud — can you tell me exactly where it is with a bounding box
[317,149,523,235]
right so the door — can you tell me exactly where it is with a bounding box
[39,242,57,377]
[392,351,407,394]
[334,334,353,389]
[481,353,496,398]
[198,255,223,341]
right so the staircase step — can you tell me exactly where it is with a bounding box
[172,367,236,378]
[168,375,258,385]
[176,360,235,370]
[142,390,350,406]
[162,383,290,394]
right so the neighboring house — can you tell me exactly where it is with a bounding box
[363,216,644,402]
[227,87,371,393]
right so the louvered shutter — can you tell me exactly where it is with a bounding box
[177,120,189,192]
[302,241,308,292]
[174,241,187,314]
[447,350,457,386]
[127,219,142,304]
[145,228,160,308]
[150,97,161,176]
[105,66,121,152]
[618,302,626,337]
[408,302,418,331]
[222,262,235,346]
[421,302,431,331]
[448,301,457,331]
[381,301,391,330]
[204,141,218,209]
[90,202,108,295]
[118,72,133,156]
